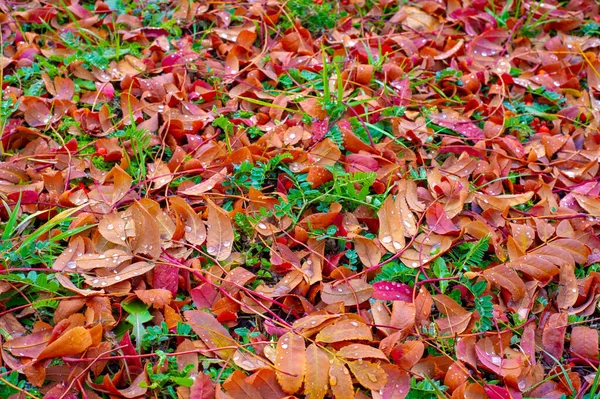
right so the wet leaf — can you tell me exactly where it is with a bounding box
[321,279,373,306]
[37,327,92,360]
[316,318,373,343]
[304,344,329,399]
[275,332,305,395]
[205,197,234,260]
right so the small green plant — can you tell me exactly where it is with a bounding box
[122,299,153,352]
[142,351,195,398]
[449,235,490,271]
[283,0,344,34]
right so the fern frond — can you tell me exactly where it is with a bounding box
[450,235,490,270]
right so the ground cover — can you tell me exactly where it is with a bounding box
[1,0,600,398]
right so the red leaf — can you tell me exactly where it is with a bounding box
[372,281,413,301]
[190,373,215,399]
[153,264,179,295]
[425,203,460,235]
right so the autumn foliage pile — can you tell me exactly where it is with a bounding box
[2,0,600,398]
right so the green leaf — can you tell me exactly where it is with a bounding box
[122,299,153,353]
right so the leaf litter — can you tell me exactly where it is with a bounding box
[1,0,600,398]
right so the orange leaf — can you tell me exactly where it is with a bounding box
[304,344,330,399]
[475,192,534,211]
[347,359,387,390]
[570,326,599,361]
[377,195,405,253]
[306,165,333,188]
[37,327,92,360]
[379,364,410,399]
[316,317,373,343]
[138,198,176,240]
[134,289,172,308]
[183,310,236,360]
[98,212,128,246]
[329,357,355,399]
[275,332,305,395]
[391,340,425,370]
[338,343,388,361]
[205,197,234,260]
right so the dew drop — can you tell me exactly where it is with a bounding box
[92,279,99,284]
[393,241,402,250]
[207,246,217,254]
[281,343,288,349]
[381,235,392,244]
[106,224,114,230]
[223,241,231,247]
[67,261,77,269]
[258,223,267,230]
[114,275,121,281]
[329,376,337,386]
[185,225,192,232]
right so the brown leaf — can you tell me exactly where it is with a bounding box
[139,198,176,240]
[170,196,206,246]
[483,264,526,300]
[131,201,161,258]
[148,160,172,190]
[557,262,578,310]
[205,197,234,260]
[354,236,382,268]
[37,327,92,360]
[85,261,154,288]
[321,279,373,306]
[275,332,305,395]
[433,294,472,335]
[180,167,227,196]
[98,212,128,245]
